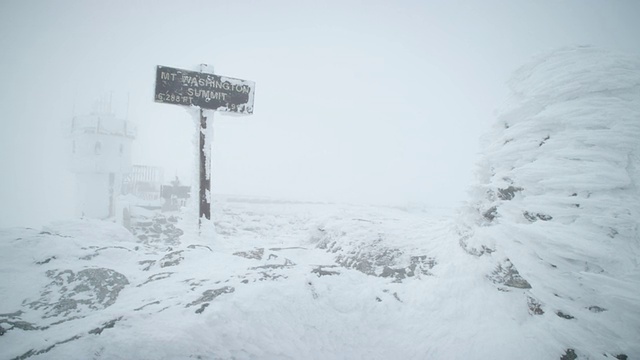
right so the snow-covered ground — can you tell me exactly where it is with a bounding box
[1,47,639,359]
[0,201,465,360]
[1,197,636,360]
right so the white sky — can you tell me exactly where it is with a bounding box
[1,0,639,227]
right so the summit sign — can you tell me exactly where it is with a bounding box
[153,64,255,226]
[154,65,255,115]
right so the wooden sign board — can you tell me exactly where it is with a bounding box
[154,65,255,115]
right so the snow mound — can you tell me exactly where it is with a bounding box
[458,46,640,358]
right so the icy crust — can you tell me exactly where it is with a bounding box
[458,47,640,358]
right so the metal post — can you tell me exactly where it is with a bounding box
[199,108,211,224]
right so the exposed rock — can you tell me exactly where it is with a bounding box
[138,272,173,287]
[407,255,437,276]
[187,287,234,313]
[269,246,307,251]
[255,271,287,281]
[459,233,495,257]
[311,266,340,277]
[27,268,129,318]
[497,186,523,200]
[138,260,156,271]
[12,335,81,360]
[0,318,43,333]
[483,206,498,222]
[249,262,295,270]
[527,296,544,315]
[159,251,184,268]
[556,311,574,319]
[183,278,208,291]
[560,349,577,360]
[488,259,531,289]
[241,259,295,282]
[523,211,553,222]
[187,287,235,307]
[393,292,402,302]
[89,317,122,335]
[35,256,56,265]
[134,301,161,311]
[79,246,133,261]
[382,289,403,302]
[187,244,213,252]
[238,261,294,283]
[38,231,70,238]
[195,303,209,314]
[129,214,183,247]
[587,305,606,313]
[539,135,550,146]
[233,248,265,260]
[307,281,319,299]
[315,227,436,282]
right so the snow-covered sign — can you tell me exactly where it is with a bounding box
[154,65,255,115]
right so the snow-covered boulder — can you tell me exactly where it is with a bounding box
[458,46,640,358]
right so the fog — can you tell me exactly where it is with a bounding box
[1,0,639,227]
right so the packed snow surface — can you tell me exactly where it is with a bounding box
[1,47,639,359]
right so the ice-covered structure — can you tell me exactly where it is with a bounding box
[458,46,640,358]
[69,99,136,219]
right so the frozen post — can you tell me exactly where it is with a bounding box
[199,107,211,222]
[198,64,214,224]
[154,64,255,231]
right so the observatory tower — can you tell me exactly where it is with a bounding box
[69,98,136,219]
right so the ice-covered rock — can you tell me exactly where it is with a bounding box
[458,46,640,358]
[27,268,129,318]
[311,216,438,282]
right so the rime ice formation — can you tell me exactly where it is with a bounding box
[458,46,640,357]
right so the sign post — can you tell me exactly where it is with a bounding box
[199,107,210,222]
[154,65,255,228]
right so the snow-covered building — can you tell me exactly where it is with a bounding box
[70,104,136,219]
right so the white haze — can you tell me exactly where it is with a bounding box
[0,0,639,228]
